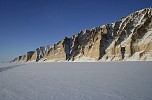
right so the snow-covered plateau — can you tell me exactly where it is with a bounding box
[0,62,152,100]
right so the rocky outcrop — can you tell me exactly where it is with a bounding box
[14,51,35,62]
[13,56,22,62]
[102,7,152,61]
[30,47,46,61]
[44,39,69,61]
[13,7,152,62]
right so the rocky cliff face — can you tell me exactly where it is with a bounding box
[13,7,152,62]
[13,51,35,62]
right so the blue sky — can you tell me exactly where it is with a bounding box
[0,0,152,62]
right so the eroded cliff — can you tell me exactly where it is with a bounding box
[13,7,152,62]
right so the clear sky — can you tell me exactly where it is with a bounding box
[0,0,152,62]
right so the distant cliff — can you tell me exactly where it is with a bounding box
[13,7,152,62]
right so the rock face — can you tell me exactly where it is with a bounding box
[44,40,68,61]
[13,7,152,62]
[13,51,35,62]
[102,7,152,61]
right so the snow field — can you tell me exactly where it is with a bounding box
[0,62,152,100]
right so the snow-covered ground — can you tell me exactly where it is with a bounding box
[0,62,152,100]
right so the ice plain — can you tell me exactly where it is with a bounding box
[0,62,152,100]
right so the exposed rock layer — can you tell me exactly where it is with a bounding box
[13,7,152,62]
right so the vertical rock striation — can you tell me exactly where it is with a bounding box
[13,7,152,62]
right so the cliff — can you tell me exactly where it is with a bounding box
[13,7,152,62]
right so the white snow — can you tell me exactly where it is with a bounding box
[0,62,152,100]
[125,51,152,61]
[0,62,25,68]
[72,56,96,62]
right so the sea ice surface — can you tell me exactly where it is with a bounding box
[0,62,152,100]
